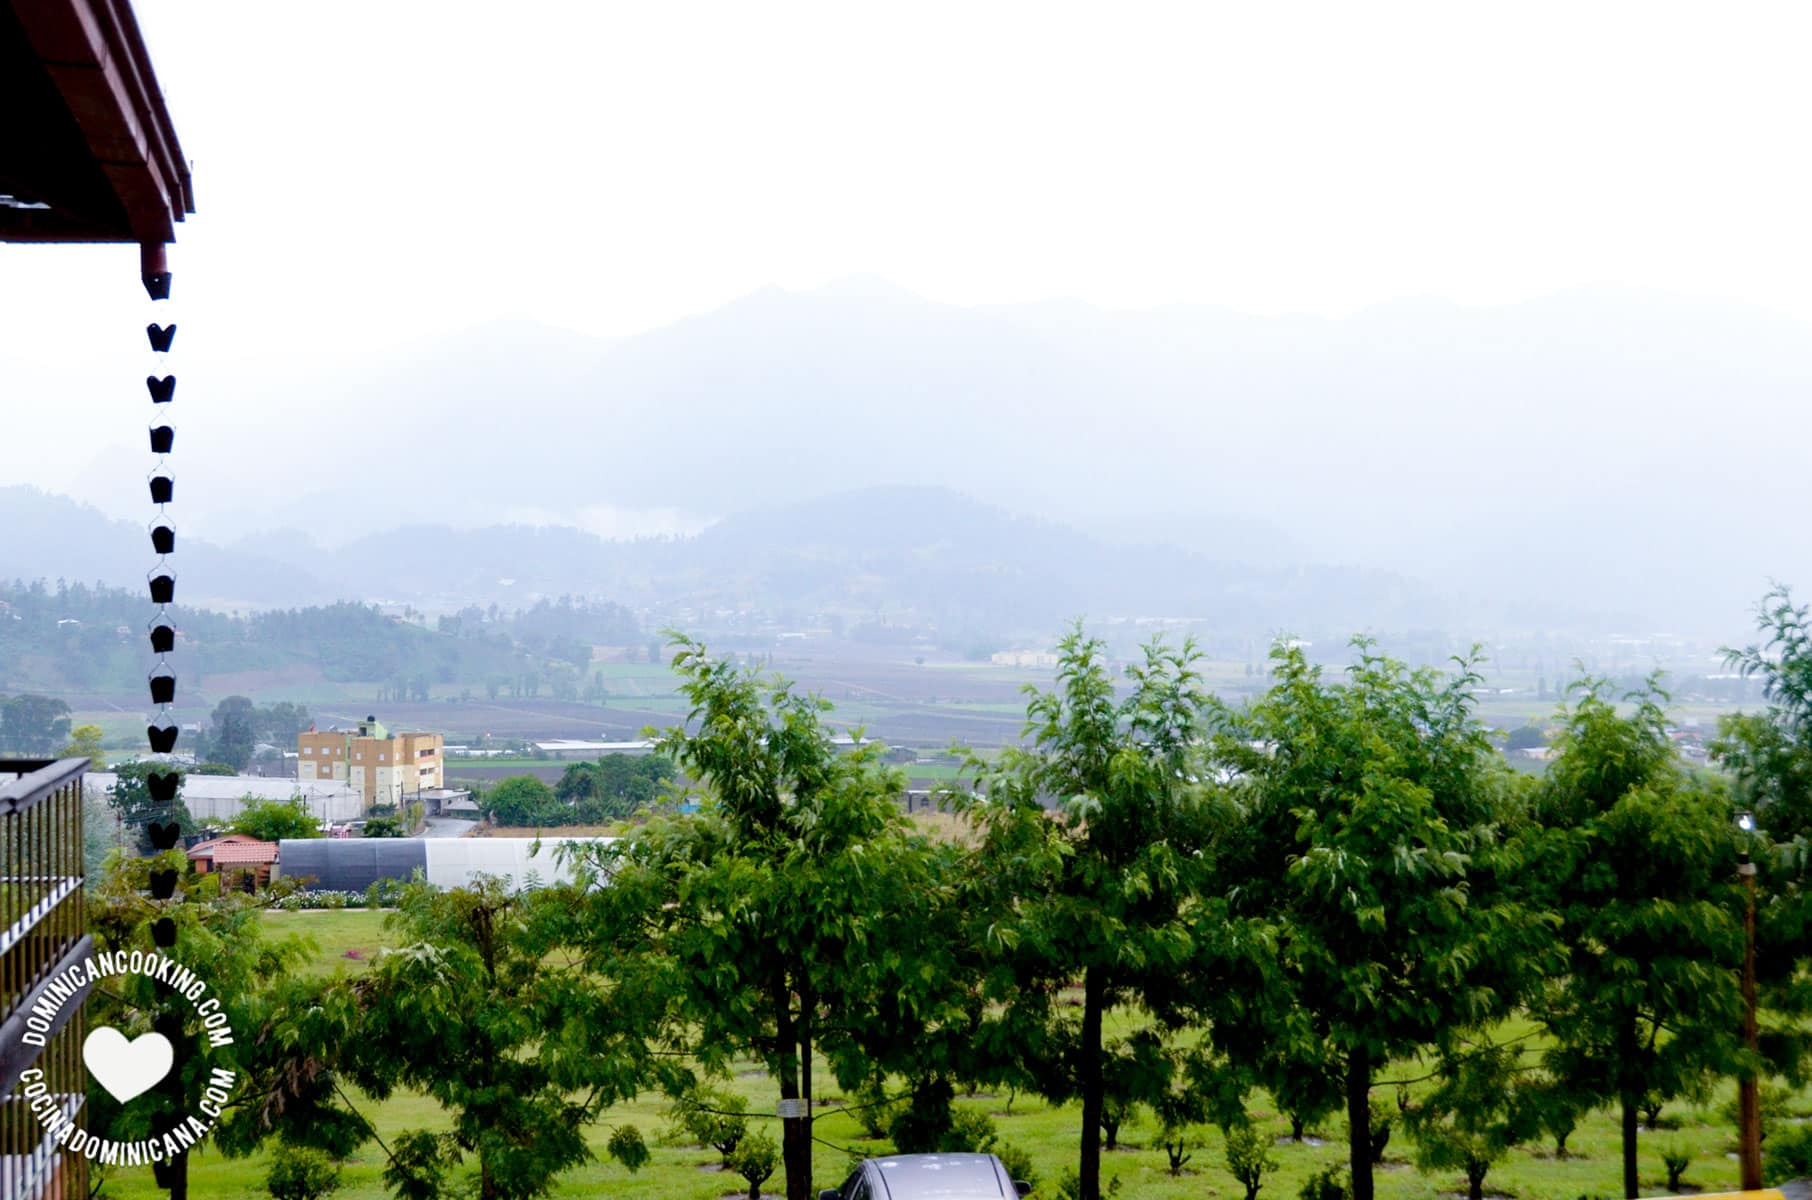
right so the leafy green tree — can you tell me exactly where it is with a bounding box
[1503,724,1549,752]
[87,851,310,1198]
[1210,640,1552,1200]
[1716,587,1812,1084]
[728,1130,778,1200]
[665,1083,747,1165]
[363,816,404,837]
[105,760,196,853]
[566,635,966,1200]
[1404,1040,1540,1200]
[958,628,1226,1200]
[207,695,259,771]
[1261,1043,1344,1143]
[61,722,106,766]
[232,797,322,841]
[0,692,71,754]
[258,701,313,747]
[1533,677,1746,1198]
[343,879,655,1200]
[553,753,675,822]
[481,775,557,826]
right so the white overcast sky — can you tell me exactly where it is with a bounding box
[5,0,1812,534]
[5,0,1812,361]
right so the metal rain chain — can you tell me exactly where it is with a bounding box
[139,243,190,1196]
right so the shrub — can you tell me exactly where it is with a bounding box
[1366,1094,1395,1164]
[852,1079,901,1140]
[995,1143,1038,1192]
[233,797,322,841]
[1054,1167,1122,1200]
[1225,1124,1280,1200]
[1299,1163,1350,1200]
[941,1107,999,1154]
[1766,1124,1812,1183]
[1723,1082,1793,1144]
[266,1146,341,1200]
[1661,1143,1691,1191]
[606,1124,649,1173]
[728,1130,778,1200]
[272,882,409,910]
[889,1079,956,1154]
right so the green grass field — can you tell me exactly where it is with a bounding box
[94,910,1790,1199]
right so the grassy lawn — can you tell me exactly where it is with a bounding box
[105,911,1785,1199]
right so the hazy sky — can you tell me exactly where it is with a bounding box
[6,0,1812,365]
[9,0,1812,557]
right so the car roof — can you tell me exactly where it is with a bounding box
[866,1153,1010,1198]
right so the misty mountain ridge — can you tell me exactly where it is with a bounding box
[20,281,1810,634]
[1,482,1618,643]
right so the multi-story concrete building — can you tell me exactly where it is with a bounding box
[297,716,444,809]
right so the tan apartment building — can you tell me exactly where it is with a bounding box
[297,716,444,809]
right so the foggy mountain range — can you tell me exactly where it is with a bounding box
[0,484,1473,643]
[22,281,1812,637]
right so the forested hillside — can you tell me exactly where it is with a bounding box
[0,579,640,697]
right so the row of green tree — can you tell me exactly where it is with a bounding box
[103,590,1812,1200]
[476,754,676,825]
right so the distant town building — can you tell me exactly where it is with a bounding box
[533,739,658,759]
[85,772,364,826]
[991,649,1059,668]
[297,716,445,808]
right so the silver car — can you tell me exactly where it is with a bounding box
[818,1153,1033,1199]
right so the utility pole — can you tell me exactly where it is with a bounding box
[1738,813,1762,1191]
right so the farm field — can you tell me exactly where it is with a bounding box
[100,910,1794,1200]
[65,638,1757,767]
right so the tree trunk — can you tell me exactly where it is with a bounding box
[1291,1114,1305,1142]
[1619,1014,1639,1200]
[1620,1095,1638,1200]
[800,996,815,1200]
[1346,1046,1372,1200]
[1078,967,1106,1200]
[775,972,810,1200]
[1468,1163,1487,1200]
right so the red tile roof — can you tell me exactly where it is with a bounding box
[209,842,278,865]
[188,835,278,865]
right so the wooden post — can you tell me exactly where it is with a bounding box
[1739,857,1762,1191]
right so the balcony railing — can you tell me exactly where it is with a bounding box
[0,758,90,1200]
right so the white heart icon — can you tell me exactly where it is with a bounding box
[83,1027,174,1103]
